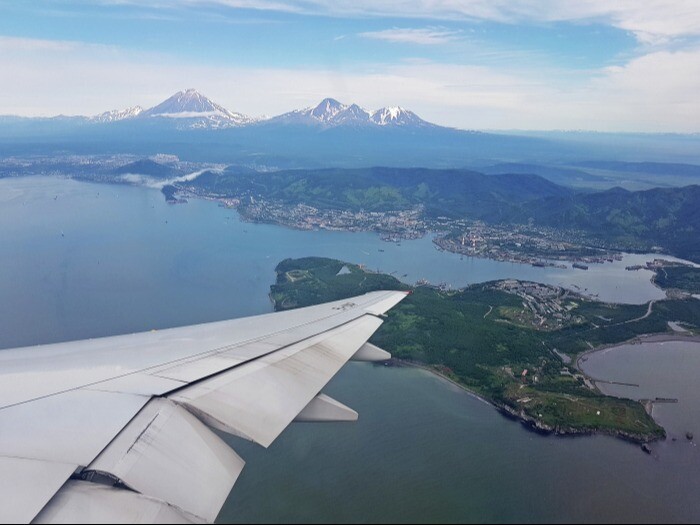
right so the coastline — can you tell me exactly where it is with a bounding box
[574,332,700,436]
[268,256,696,446]
[202,191,660,271]
[389,357,663,444]
[575,332,700,372]
[388,358,493,406]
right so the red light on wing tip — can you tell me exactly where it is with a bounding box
[405,290,413,295]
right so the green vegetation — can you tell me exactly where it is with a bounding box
[270,257,411,310]
[654,264,700,294]
[113,159,178,178]
[189,166,700,263]
[268,257,700,442]
[524,186,700,262]
[190,167,570,218]
[546,299,699,354]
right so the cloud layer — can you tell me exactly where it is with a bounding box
[359,28,463,45]
[115,0,700,42]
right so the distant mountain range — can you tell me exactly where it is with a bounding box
[5,89,440,131]
[91,106,144,123]
[2,89,700,169]
[267,97,434,129]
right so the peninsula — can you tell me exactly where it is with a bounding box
[271,257,700,443]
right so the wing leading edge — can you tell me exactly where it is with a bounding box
[0,290,408,524]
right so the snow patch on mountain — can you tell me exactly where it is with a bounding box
[140,89,253,128]
[370,106,430,127]
[49,90,442,131]
[90,106,143,123]
[267,98,433,129]
[309,98,346,122]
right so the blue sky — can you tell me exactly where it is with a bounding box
[1,0,699,131]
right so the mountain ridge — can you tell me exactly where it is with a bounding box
[0,90,445,131]
[265,97,436,129]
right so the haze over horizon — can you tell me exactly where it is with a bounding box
[1,1,699,132]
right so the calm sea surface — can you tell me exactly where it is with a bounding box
[580,341,700,440]
[2,176,699,522]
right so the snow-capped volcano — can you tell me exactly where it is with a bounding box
[47,91,441,131]
[309,98,347,122]
[269,98,359,126]
[89,106,143,123]
[266,98,433,129]
[370,106,429,127]
[140,89,253,128]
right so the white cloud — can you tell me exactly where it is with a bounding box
[1,36,699,132]
[0,36,88,52]
[359,27,462,45]
[106,0,700,42]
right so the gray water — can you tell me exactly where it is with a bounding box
[0,176,672,349]
[222,364,700,523]
[2,175,700,522]
[581,341,700,442]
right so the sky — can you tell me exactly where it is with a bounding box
[0,0,699,132]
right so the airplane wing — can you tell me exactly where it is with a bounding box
[0,290,408,524]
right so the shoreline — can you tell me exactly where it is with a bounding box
[389,359,493,406]
[389,357,663,444]
[574,332,700,436]
[195,190,686,273]
[575,332,700,372]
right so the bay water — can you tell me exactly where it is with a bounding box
[2,176,699,522]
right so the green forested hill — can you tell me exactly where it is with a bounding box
[113,159,178,178]
[267,257,700,442]
[188,167,700,262]
[524,186,700,262]
[189,167,571,218]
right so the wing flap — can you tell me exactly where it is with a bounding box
[31,481,202,524]
[170,315,383,448]
[294,393,358,422]
[351,342,392,362]
[87,398,244,523]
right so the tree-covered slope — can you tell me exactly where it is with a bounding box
[525,186,700,261]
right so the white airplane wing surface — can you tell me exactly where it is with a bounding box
[0,290,408,524]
